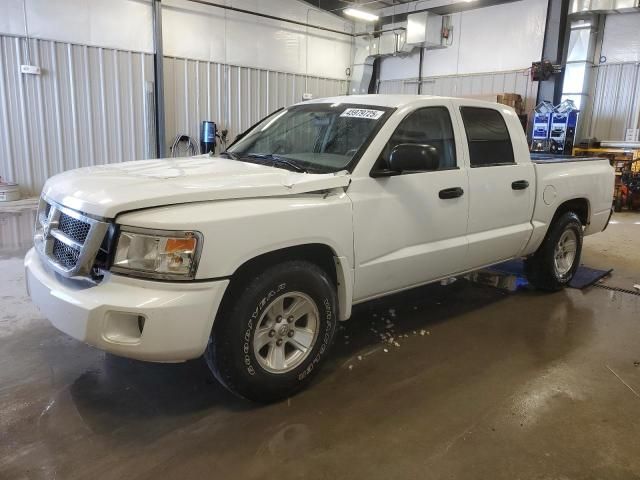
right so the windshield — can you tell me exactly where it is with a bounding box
[226,103,392,173]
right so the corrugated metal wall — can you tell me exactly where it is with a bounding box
[0,35,155,196]
[378,68,538,112]
[164,56,349,151]
[0,209,37,253]
[584,62,640,140]
[0,35,350,197]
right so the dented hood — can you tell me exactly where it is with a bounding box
[42,156,351,218]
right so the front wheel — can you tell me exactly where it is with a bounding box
[524,211,583,291]
[205,261,337,403]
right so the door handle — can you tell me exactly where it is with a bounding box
[512,180,530,190]
[439,187,464,199]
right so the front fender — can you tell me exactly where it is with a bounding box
[115,193,355,317]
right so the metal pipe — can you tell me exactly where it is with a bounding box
[417,47,424,94]
[183,0,354,37]
[21,0,33,64]
[600,140,640,149]
[354,27,406,37]
[152,0,166,158]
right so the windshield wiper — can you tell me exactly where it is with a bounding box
[221,151,308,173]
[245,154,307,173]
[219,151,239,160]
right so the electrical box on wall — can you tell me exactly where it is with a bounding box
[20,65,41,75]
[403,12,445,51]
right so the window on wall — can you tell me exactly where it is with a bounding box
[460,107,515,167]
[380,106,457,171]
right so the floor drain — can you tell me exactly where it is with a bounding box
[593,284,640,296]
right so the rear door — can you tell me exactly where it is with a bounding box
[456,105,535,268]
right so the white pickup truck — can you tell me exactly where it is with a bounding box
[25,95,614,402]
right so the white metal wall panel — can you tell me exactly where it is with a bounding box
[378,68,538,111]
[377,79,406,94]
[378,0,547,80]
[600,13,640,64]
[162,0,353,80]
[0,209,36,253]
[585,62,640,140]
[0,0,154,53]
[0,35,154,196]
[164,56,348,151]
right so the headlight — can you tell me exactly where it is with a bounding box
[112,227,203,280]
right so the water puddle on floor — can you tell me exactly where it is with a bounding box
[466,270,525,292]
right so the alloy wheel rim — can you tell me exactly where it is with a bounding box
[253,291,320,374]
[554,229,578,278]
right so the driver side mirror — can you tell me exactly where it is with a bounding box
[389,143,439,172]
[371,143,440,178]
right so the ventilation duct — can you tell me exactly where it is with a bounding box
[349,13,448,94]
[350,36,377,95]
[403,12,448,51]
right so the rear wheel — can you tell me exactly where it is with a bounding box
[205,261,337,403]
[614,195,623,212]
[525,212,583,291]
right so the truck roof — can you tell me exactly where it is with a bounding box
[305,94,503,109]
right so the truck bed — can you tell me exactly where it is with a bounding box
[530,153,605,164]
[527,152,614,244]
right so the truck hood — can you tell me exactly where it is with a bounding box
[42,156,351,218]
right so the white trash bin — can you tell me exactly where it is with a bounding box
[0,182,20,202]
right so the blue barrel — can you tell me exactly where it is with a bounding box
[200,121,217,154]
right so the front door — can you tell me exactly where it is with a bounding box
[349,104,470,302]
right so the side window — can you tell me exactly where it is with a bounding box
[379,106,457,172]
[460,107,515,167]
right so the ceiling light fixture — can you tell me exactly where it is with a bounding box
[344,8,379,22]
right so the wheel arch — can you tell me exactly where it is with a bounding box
[223,243,353,321]
[552,197,590,226]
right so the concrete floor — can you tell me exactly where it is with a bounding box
[1,203,640,480]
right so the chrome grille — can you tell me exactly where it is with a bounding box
[52,239,80,269]
[58,213,91,244]
[34,197,111,278]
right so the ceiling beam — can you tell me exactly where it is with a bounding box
[380,0,523,25]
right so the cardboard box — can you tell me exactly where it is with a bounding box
[497,93,523,114]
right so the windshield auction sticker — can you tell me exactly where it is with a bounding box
[340,108,385,120]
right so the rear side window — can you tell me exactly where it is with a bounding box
[380,106,457,171]
[460,107,515,167]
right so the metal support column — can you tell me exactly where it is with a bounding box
[537,0,570,105]
[152,0,166,158]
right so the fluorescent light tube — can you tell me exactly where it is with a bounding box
[344,8,379,22]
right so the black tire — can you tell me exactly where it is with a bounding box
[614,195,623,212]
[524,211,583,292]
[204,261,337,403]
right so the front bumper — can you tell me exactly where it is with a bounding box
[25,248,229,362]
